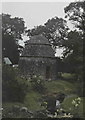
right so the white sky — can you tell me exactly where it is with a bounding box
[2,2,70,29]
[1,1,76,56]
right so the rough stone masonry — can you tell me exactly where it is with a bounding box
[19,34,57,80]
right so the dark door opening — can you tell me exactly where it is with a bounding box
[46,66,50,79]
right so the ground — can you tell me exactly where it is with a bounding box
[2,73,84,118]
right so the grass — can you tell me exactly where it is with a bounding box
[23,80,78,111]
[24,91,43,111]
[61,73,76,81]
[3,102,24,110]
[3,77,83,118]
[61,73,75,78]
[19,79,78,112]
[2,102,24,118]
[61,95,84,118]
[45,80,77,95]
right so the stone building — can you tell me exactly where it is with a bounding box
[19,35,57,80]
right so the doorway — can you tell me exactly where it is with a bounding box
[46,66,50,79]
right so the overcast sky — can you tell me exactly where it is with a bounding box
[2,2,70,29]
[2,2,72,57]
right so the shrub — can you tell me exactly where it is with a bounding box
[61,95,83,118]
[2,65,28,102]
[2,102,32,118]
[24,92,42,111]
[30,75,46,93]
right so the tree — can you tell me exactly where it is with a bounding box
[2,33,19,64]
[62,1,84,84]
[2,13,26,40]
[63,2,84,96]
[2,65,28,102]
[2,14,26,64]
[62,31,83,75]
[26,17,68,51]
[64,1,85,33]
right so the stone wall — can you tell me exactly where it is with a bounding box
[19,57,57,80]
[19,35,58,80]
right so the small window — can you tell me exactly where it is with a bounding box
[46,66,50,79]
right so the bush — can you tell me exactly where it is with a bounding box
[30,75,46,93]
[61,95,83,118]
[61,73,76,81]
[2,102,32,118]
[2,65,28,102]
[24,92,43,111]
[45,80,77,95]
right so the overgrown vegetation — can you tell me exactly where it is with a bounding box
[2,65,84,118]
[2,0,84,118]
[2,65,28,102]
[30,75,46,93]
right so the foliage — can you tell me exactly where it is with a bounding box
[2,102,32,118]
[2,3,85,117]
[64,1,84,68]
[26,3,84,83]
[45,80,77,95]
[24,91,43,111]
[2,13,26,64]
[33,110,47,118]
[2,13,26,40]
[61,73,77,82]
[30,75,46,93]
[64,1,85,33]
[26,17,68,50]
[61,73,83,96]
[3,75,84,118]
[62,31,83,57]
[2,65,28,102]
[2,33,19,64]
[61,31,83,80]
[63,1,84,83]
[40,94,83,118]
[61,96,84,118]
